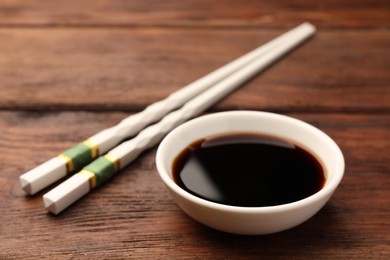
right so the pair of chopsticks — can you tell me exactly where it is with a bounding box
[20,23,316,214]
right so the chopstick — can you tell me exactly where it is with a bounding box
[20,22,315,195]
[19,23,315,195]
[42,23,316,214]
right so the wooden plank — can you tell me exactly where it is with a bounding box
[1,111,388,258]
[0,28,389,112]
[1,0,388,258]
[0,0,389,28]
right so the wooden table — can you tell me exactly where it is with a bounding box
[1,1,389,258]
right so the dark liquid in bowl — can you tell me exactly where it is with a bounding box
[172,133,325,207]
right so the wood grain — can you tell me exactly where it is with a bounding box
[1,111,389,258]
[0,28,388,112]
[0,0,389,28]
[1,0,389,258]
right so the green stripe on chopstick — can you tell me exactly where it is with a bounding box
[58,140,100,173]
[82,154,120,188]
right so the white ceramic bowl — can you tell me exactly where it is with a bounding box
[156,111,344,235]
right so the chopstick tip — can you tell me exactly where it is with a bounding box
[43,196,58,215]
[20,176,32,194]
[302,22,316,33]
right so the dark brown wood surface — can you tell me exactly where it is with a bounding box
[1,1,389,259]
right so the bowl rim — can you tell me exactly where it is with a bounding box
[156,110,345,214]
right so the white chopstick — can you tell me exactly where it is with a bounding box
[42,23,316,214]
[20,22,315,195]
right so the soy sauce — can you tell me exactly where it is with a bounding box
[172,133,325,207]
